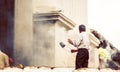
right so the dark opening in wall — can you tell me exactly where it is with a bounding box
[0,0,14,59]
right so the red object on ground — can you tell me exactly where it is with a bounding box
[9,58,14,65]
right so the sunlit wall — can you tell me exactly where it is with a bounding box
[33,0,88,26]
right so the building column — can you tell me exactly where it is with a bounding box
[14,0,33,65]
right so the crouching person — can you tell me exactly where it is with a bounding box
[0,50,9,69]
[98,47,107,69]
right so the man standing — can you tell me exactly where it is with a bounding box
[68,24,90,69]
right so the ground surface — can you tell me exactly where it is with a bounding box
[0,67,120,72]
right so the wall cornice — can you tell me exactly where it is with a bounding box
[33,12,75,29]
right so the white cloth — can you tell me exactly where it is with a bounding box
[73,32,90,49]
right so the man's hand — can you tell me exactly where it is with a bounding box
[71,49,78,53]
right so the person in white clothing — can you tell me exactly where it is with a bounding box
[68,24,90,69]
[0,50,9,69]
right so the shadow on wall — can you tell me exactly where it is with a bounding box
[32,20,55,66]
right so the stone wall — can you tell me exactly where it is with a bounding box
[14,0,33,65]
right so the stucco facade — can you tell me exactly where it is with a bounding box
[14,0,33,65]
[14,0,100,68]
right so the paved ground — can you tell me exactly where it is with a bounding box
[0,67,120,72]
